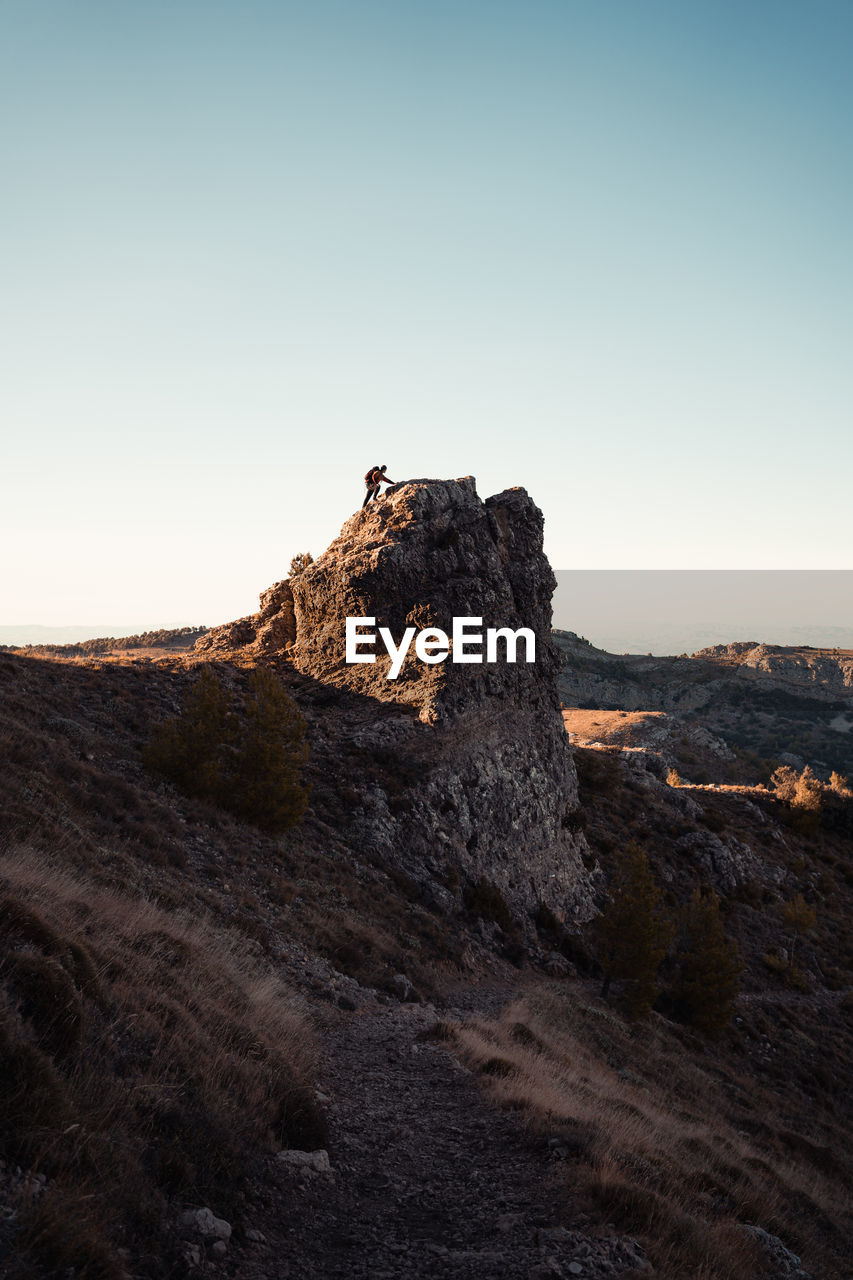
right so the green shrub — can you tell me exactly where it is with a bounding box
[671,888,741,1037]
[143,664,233,800]
[227,668,310,832]
[593,842,673,1019]
[144,665,309,833]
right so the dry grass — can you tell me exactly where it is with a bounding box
[442,985,851,1280]
[0,846,322,1277]
[562,708,669,747]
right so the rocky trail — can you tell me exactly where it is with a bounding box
[230,987,651,1280]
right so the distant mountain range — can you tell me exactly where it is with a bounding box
[0,625,145,647]
[5,571,852,655]
[552,570,853,655]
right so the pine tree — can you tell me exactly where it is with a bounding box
[672,888,741,1038]
[228,668,310,833]
[144,666,309,833]
[594,843,673,1020]
[143,665,234,800]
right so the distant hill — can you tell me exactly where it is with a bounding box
[1,625,208,654]
[0,624,144,646]
[554,628,853,780]
[552,570,853,655]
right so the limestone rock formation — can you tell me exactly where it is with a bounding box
[196,478,596,920]
[673,830,783,893]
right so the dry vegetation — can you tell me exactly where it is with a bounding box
[0,847,322,1279]
[1,646,851,1278]
[434,984,851,1279]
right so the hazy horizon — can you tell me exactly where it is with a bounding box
[5,569,851,656]
[552,570,853,654]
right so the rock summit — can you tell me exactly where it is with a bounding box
[197,478,595,918]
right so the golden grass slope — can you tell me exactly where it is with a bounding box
[0,846,321,1279]
[435,985,851,1280]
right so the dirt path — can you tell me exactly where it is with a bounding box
[235,989,650,1280]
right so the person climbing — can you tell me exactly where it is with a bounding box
[362,464,394,507]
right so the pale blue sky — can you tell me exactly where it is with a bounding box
[2,0,851,628]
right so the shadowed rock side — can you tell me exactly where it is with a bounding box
[196,478,596,920]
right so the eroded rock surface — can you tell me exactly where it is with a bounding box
[196,479,595,920]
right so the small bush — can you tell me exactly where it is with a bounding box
[144,665,233,798]
[792,765,823,813]
[785,965,809,992]
[66,940,107,1006]
[771,765,799,804]
[510,1021,544,1051]
[288,551,314,577]
[271,1080,330,1151]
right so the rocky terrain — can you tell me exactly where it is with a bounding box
[1,479,851,1280]
[197,479,596,922]
[554,631,853,781]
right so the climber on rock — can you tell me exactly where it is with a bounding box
[362,464,394,507]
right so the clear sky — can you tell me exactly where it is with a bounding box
[2,0,851,628]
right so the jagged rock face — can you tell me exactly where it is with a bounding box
[196,478,595,921]
[673,830,783,894]
[289,477,560,723]
[292,478,593,919]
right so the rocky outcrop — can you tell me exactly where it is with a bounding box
[554,629,853,780]
[701,642,853,695]
[673,830,783,893]
[194,580,296,657]
[195,478,596,921]
[288,478,559,720]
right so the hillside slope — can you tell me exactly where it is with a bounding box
[1,483,851,1280]
[554,630,853,780]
